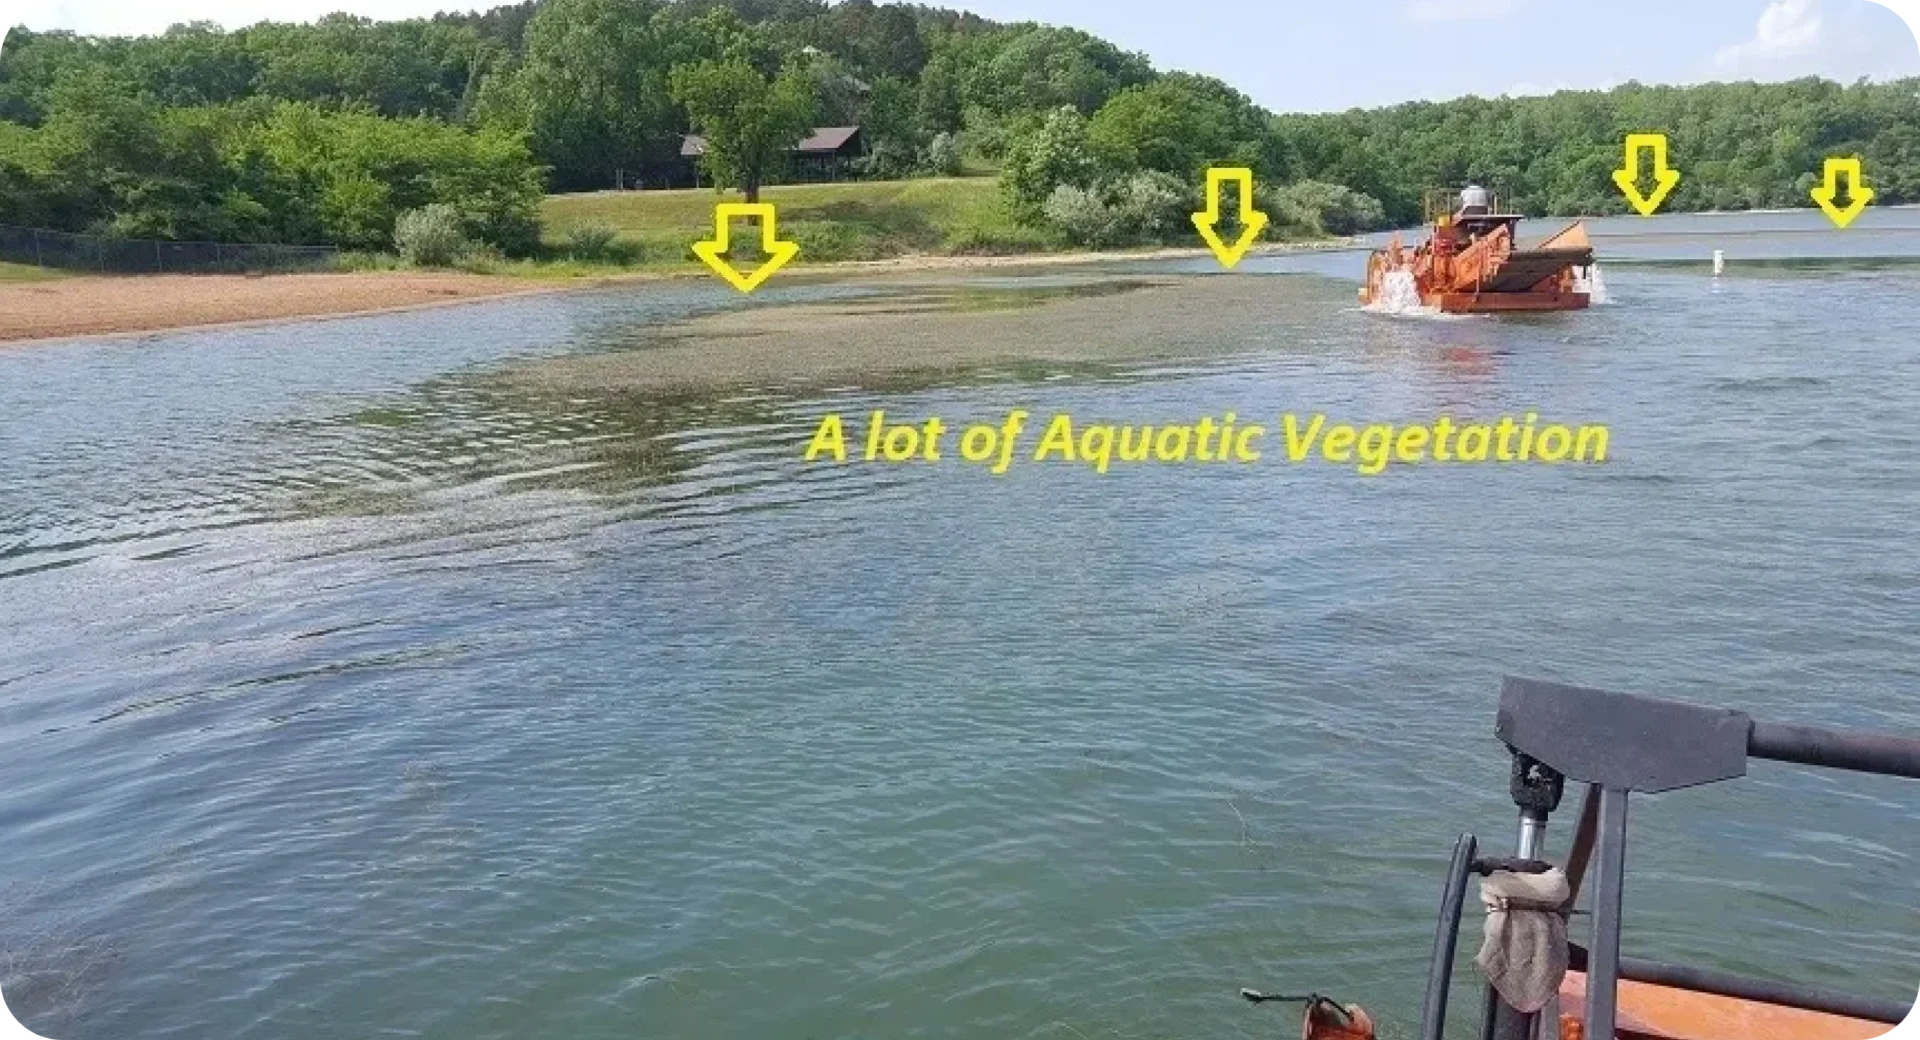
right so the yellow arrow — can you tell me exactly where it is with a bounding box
[692,202,799,293]
[1191,168,1268,270]
[1811,157,1874,229]
[1612,133,1681,217]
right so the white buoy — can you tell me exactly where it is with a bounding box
[1713,249,1725,276]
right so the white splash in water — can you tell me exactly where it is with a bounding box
[1573,262,1612,305]
[1365,268,1437,316]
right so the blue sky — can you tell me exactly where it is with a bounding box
[7,0,1919,111]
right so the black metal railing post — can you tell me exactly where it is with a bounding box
[1750,722,1920,778]
[1585,786,1630,1040]
[1420,833,1479,1040]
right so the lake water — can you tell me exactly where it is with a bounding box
[1,210,1917,1039]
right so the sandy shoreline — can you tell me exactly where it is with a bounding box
[0,240,1358,347]
[0,272,565,346]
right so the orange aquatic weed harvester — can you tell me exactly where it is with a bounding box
[1360,187,1596,313]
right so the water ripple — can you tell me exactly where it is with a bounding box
[0,249,1916,1040]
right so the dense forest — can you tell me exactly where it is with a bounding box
[1,0,1916,257]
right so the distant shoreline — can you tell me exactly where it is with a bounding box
[1687,202,1920,216]
[9,200,1909,348]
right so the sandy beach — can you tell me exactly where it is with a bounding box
[0,271,556,345]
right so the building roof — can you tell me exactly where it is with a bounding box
[680,126,860,157]
[796,126,861,152]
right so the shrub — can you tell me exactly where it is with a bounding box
[1319,184,1387,235]
[456,244,506,274]
[1042,184,1125,248]
[788,221,887,262]
[1263,180,1389,238]
[392,203,471,266]
[1258,184,1312,238]
[862,138,920,180]
[563,221,621,261]
[944,222,1057,255]
[1111,170,1192,241]
[921,132,963,177]
[999,106,1097,220]
[1041,172,1195,248]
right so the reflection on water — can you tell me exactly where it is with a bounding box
[0,214,1917,1040]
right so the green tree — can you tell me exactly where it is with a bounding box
[122,23,261,109]
[1086,74,1279,180]
[246,102,543,251]
[998,105,1096,219]
[242,15,493,118]
[812,0,927,80]
[966,25,1150,116]
[913,51,965,137]
[669,59,818,202]
[493,0,677,191]
[860,74,923,176]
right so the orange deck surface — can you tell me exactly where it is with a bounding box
[1559,970,1895,1040]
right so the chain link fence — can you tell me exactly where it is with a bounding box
[0,224,339,274]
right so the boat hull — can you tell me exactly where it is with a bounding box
[1357,284,1593,314]
[1435,290,1590,313]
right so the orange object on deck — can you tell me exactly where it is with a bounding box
[1302,999,1375,1040]
[1360,187,1595,314]
[1557,970,1895,1040]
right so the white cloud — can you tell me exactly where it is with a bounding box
[1715,0,1827,72]
[1712,0,1920,81]
[1401,0,1525,24]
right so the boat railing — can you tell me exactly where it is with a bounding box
[1417,677,1920,1040]
[1424,188,1507,224]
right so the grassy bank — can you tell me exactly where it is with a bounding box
[2,176,1340,289]
[538,177,1053,268]
[0,262,67,283]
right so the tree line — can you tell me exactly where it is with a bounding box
[1,0,1915,256]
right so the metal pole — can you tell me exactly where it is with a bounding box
[1478,985,1504,1040]
[1420,833,1479,1040]
[1749,721,1920,778]
[1516,810,1546,859]
[1559,785,1599,912]
[1481,809,1549,1040]
[1484,750,1563,1040]
[1586,787,1630,1040]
